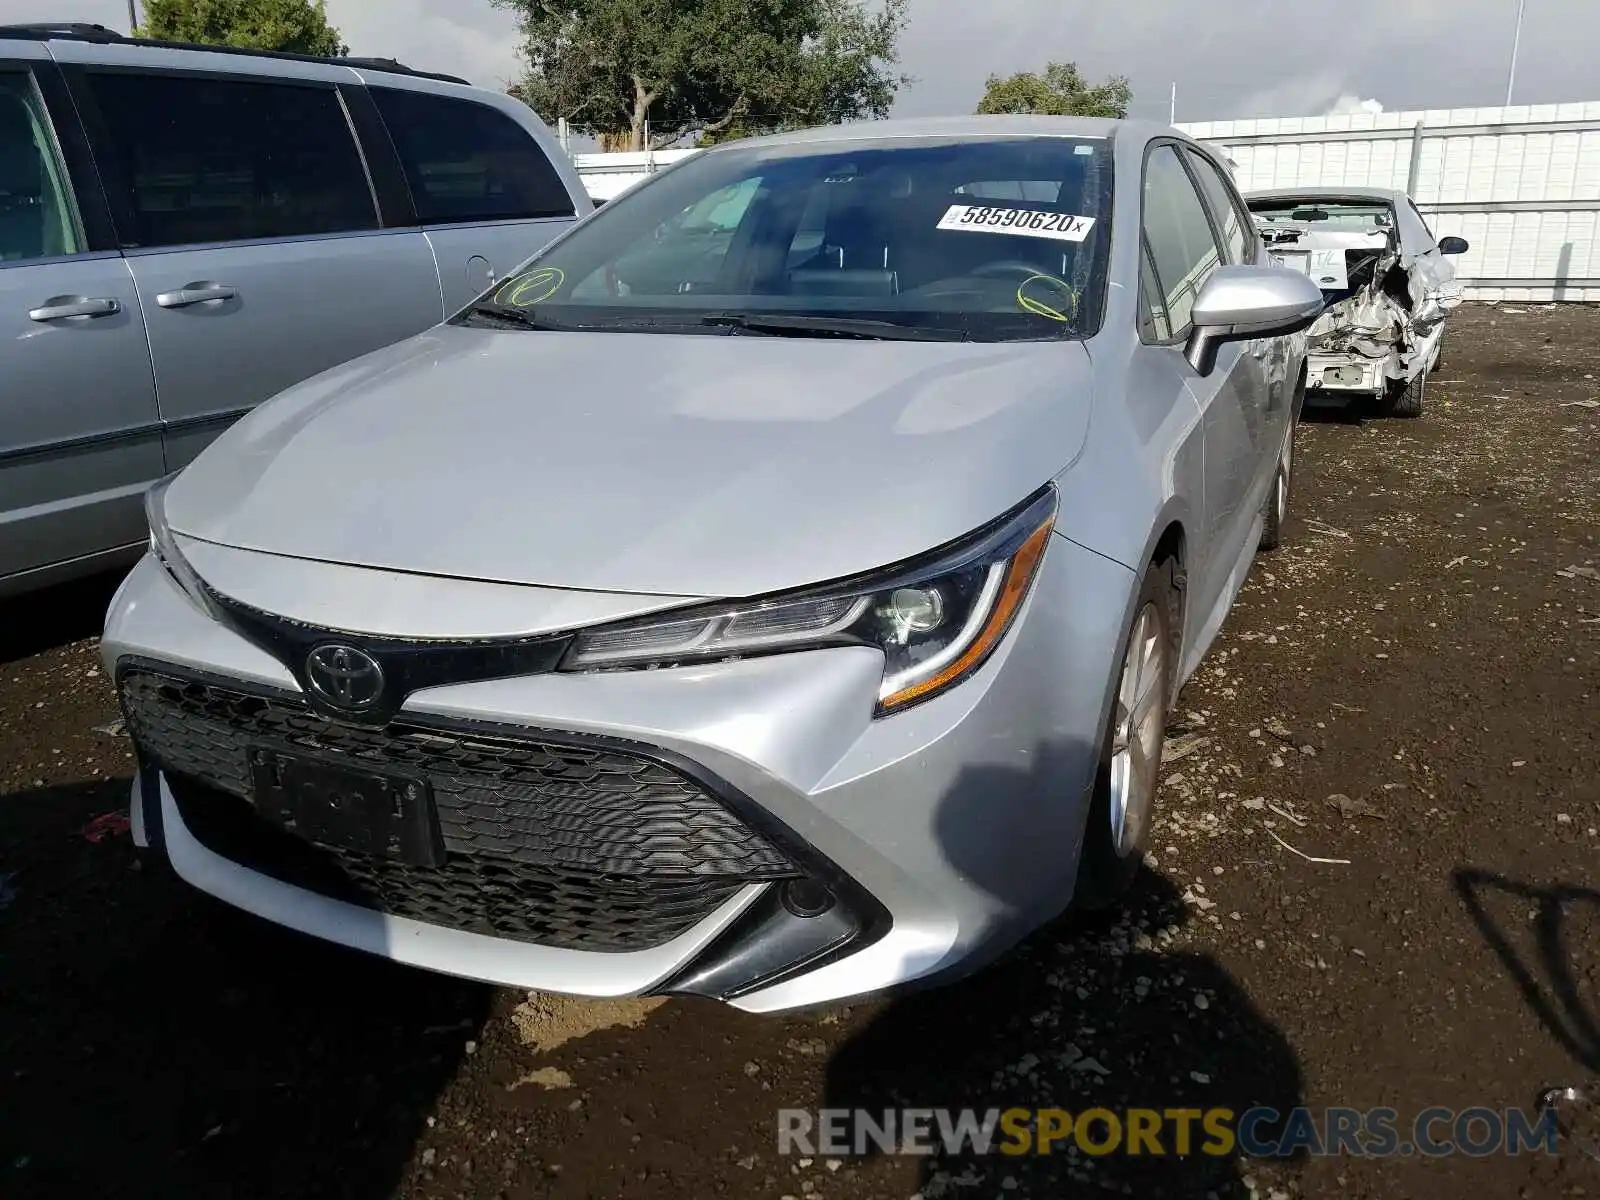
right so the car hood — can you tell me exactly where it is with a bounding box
[166,325,1094,599]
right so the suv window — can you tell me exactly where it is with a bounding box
[371,89,574,224]
[1183,147,1253,264]
[1141,144,1223,339]
[0,72,84,261]
[85,72,377,248]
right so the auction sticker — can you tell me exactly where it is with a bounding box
[937,205,1096,242]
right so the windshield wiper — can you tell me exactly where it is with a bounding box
[458,303,562,331]
[700,312,968,342]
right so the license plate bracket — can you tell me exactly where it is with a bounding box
[249,746,444,867]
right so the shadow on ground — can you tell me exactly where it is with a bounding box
[0,778,490,1200]
[0,570,129,665]
[822,753,1305,1197]
[1455,868,1600,1075]
[1301,399,1367,426]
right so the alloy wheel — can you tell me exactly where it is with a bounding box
[1107,602,1167,858]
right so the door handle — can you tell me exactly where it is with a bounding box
[156,282,238,309]
[28,296,121,321]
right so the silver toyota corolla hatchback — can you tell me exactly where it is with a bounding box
[102,116,1325,1013]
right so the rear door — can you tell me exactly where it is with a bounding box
[366,84,585,312]
[63,59,443,470]
[0,52,160,590]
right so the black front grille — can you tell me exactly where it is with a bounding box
[168,777,747,951]
[121,667,799,952]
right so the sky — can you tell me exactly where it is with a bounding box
[10,0,1597,124]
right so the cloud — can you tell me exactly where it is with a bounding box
[15,0,1594,122]
[1327,95,1386,115]
[18,0,523,90]
[889,0,1591,121]
[323,0,522,89]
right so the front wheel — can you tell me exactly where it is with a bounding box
[1073,558,1179,908]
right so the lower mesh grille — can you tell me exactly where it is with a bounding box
[169,777,747,950]
[122,667,798,952]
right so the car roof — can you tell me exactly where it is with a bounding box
[1246,185,1405,205]
[0,21,469,85]
[718,114,1189,152]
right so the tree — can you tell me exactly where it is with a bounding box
[975,61,1131,119]
[136,0,348,57]
[494,0,910,152]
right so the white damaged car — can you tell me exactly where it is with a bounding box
[1247,187,1467,418]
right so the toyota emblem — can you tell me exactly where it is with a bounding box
[305,644,385,711]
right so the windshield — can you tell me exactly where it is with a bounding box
[1249,198,1395,235]
[457,136,1114,342]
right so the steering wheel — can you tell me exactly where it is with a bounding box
[971,260,1056,280]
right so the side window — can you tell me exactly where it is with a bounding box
[1184,147,1253,264]
[1141,144,1223,339]
[0,71,84,261]
[371,89,575,223]
[1138,238,1172,342]
[85,71,377,248]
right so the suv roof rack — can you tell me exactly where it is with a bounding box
[0,22,472,86]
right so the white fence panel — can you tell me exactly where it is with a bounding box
[1181,102,1600,301]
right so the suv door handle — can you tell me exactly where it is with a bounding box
[28,296,121,321]
[156,282,238,309]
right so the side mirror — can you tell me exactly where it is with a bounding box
[1184,265,1327,376]
[1438,235,1469,255]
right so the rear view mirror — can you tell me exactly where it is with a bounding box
[1185,265,1326,376]
[1438,235,1469,255]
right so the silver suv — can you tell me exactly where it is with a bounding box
[0,22,590,598]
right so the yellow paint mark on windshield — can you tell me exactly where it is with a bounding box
[496,267,566,308]
[1016,273,1079,323]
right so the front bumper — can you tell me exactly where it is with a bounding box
[102,535,1132,1012]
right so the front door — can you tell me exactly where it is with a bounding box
[1140,143,1270,626]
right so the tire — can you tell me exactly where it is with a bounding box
[1380,372,1425,419]
[1073,557,1180,909]
[1258,408,1298,552]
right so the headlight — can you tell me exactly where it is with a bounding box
[145,474,216,616]
[562,487,1057,714]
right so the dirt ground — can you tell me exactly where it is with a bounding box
[1,303,1596,1200]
